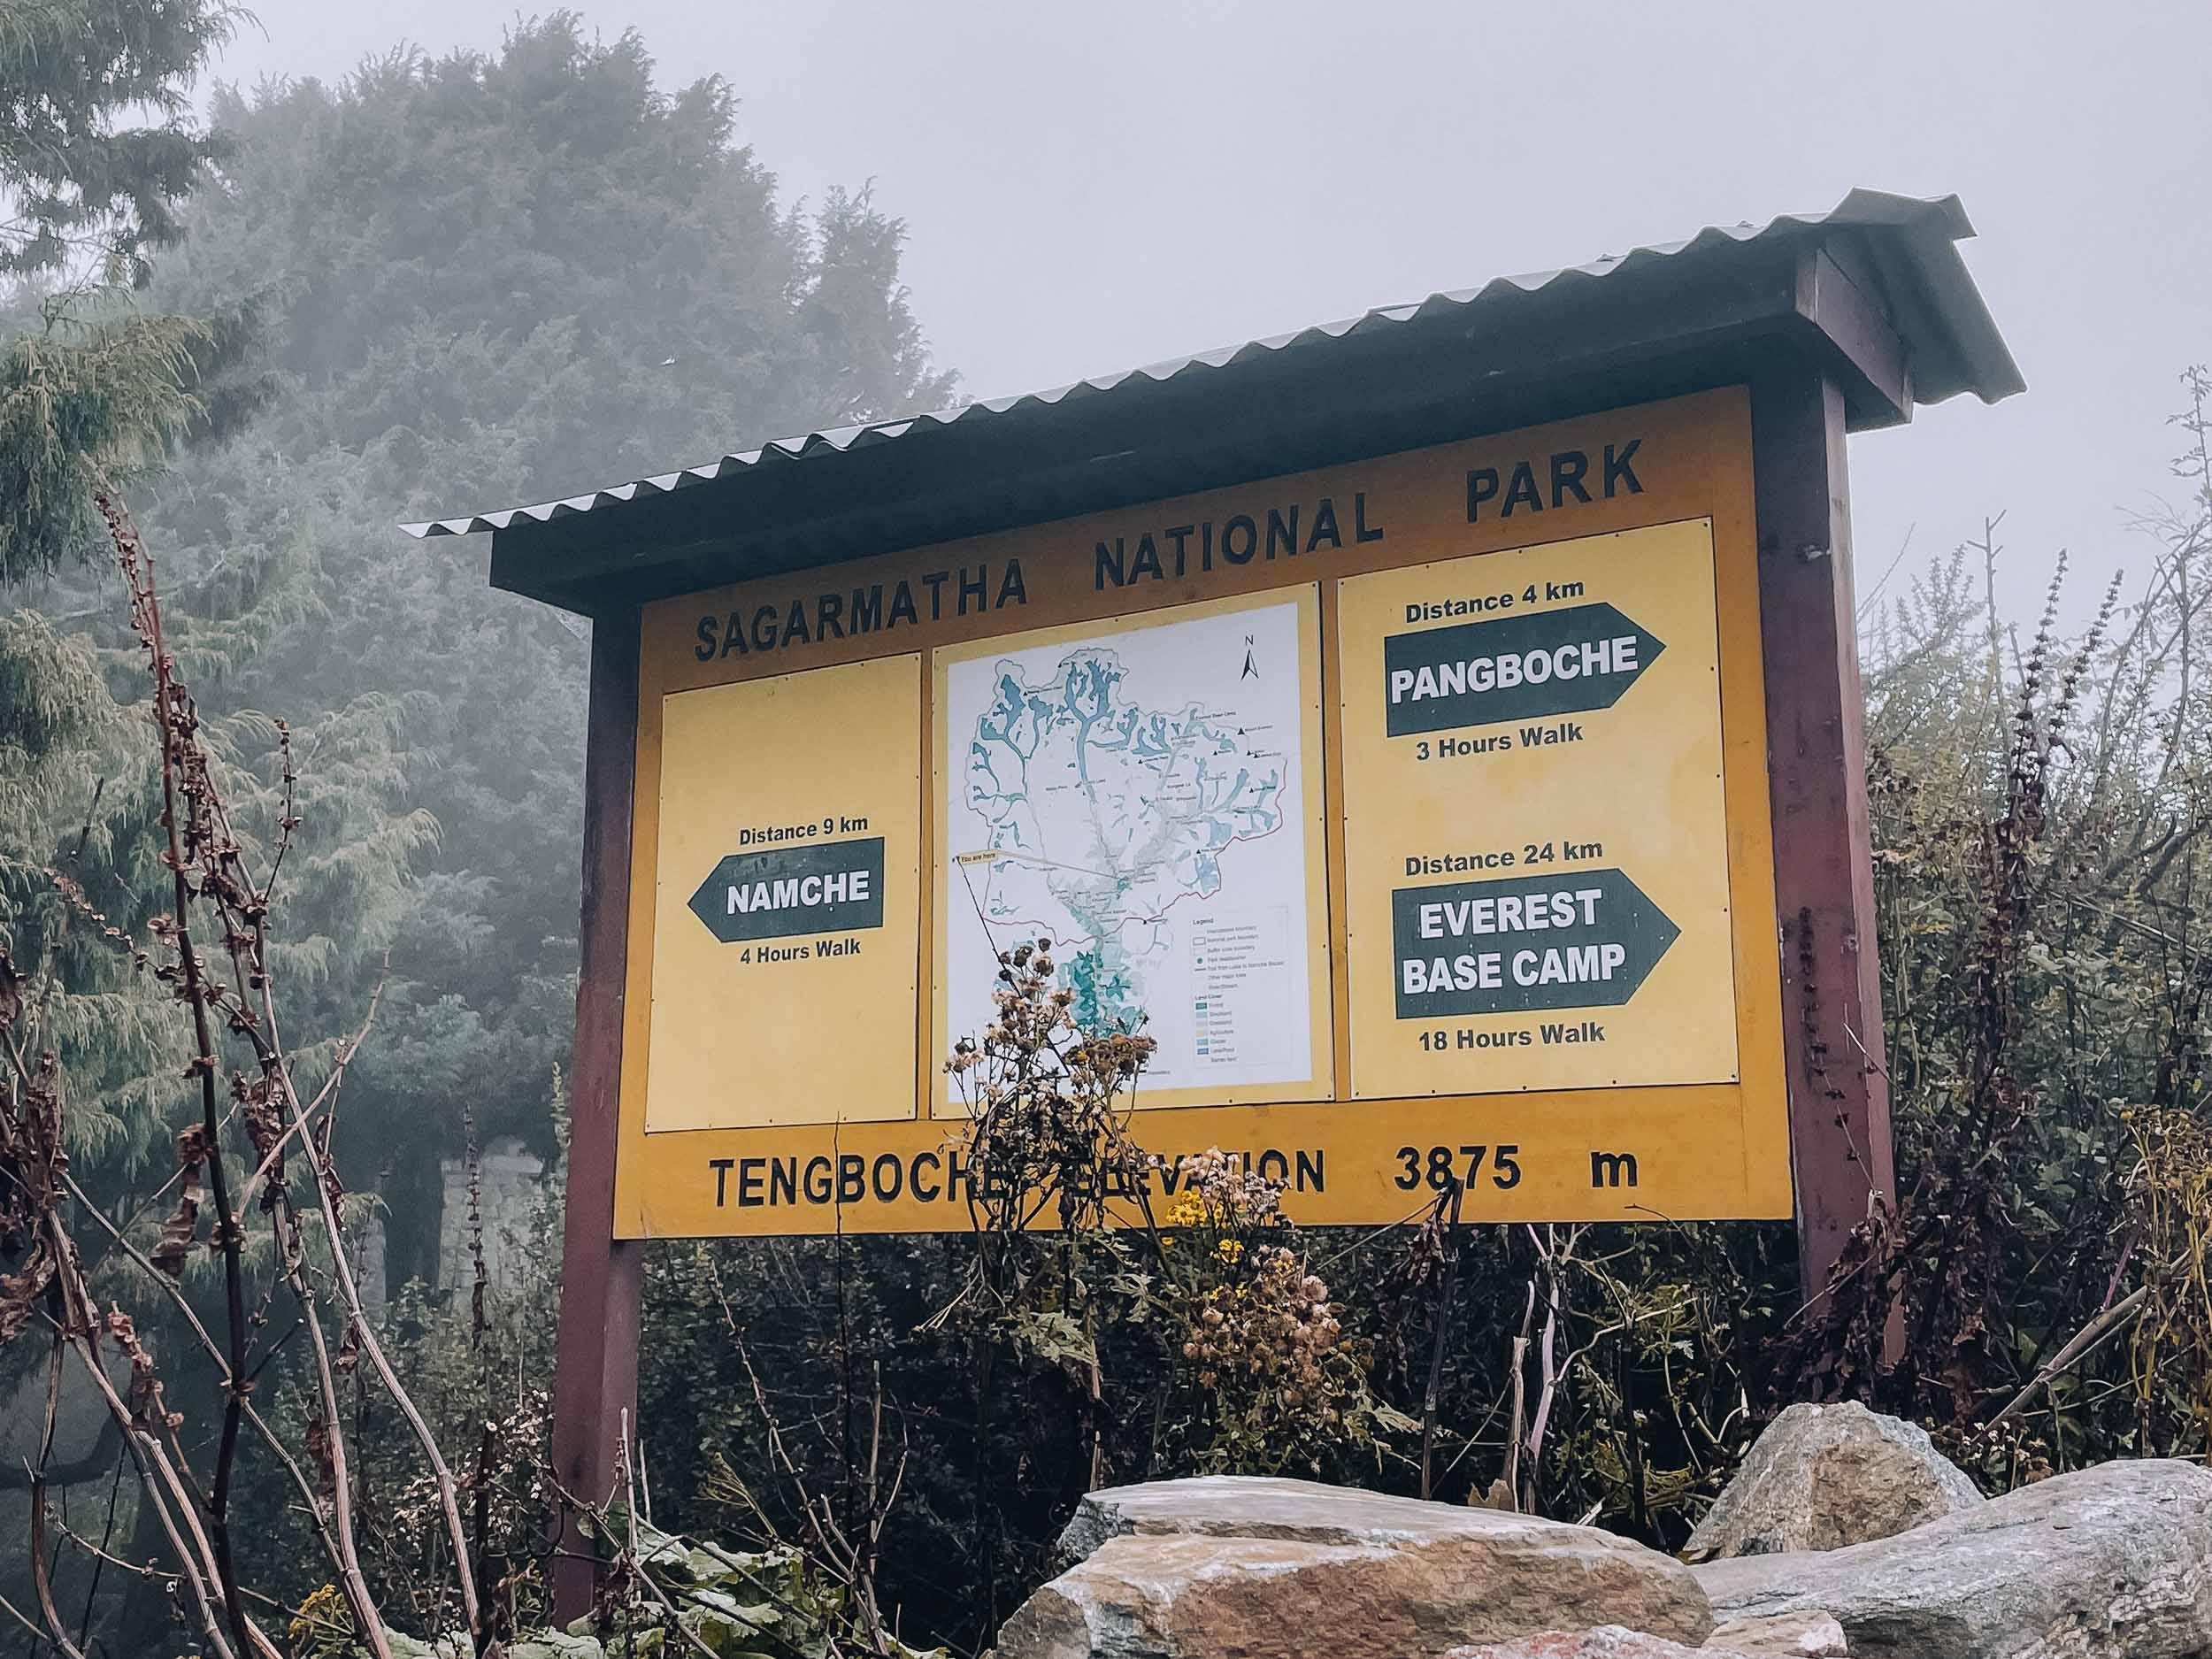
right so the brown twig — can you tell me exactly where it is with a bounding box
[1417,1181,1463,1502]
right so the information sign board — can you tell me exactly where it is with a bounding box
[613,387,1788,1235]
[1335,520,1740,1100]
[641,655,923,1132]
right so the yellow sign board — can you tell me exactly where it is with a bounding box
[1336,521,1739,1100]
[641,655,923,1132]
[614,387,1788,1236]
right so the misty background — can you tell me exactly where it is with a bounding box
[209,0,2212,611]
[27,0,2189,1295]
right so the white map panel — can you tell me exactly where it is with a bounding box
[941,597,1314,1094]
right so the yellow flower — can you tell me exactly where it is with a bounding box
[289,1584,347,1647]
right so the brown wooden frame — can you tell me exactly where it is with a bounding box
[549,611,646,1619]
[542,338,1909,1619]
[1750,368,1900,1314]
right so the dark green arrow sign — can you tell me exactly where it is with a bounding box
[1390,866,1678,1018]
[1383,601,1665,736]
[688,836,885,944]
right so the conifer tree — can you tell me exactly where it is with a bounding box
[61,12,956,1281]
[1,0,247,579]
[2,0,249,1160]
[2,0,237,281]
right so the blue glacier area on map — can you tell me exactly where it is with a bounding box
[963,646,1286,1032]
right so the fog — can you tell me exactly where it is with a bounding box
[209,1,2209,610]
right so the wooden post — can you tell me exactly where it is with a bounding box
[1751,367,1899,1316]
[549,607,646,1622]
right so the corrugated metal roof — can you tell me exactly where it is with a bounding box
[402,188,2020,541]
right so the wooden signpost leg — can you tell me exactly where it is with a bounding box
[1750,370,1900,1318]
[550,609,646,1623]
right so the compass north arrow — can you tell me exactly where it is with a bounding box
[1383,601,1665,736]
[1390,865,1678,1019]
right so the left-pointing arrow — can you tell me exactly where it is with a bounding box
[688,836,887,943]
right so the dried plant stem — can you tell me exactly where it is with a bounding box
[1417,1182,1464,1502]
[136,527,257,1659]
[1985,1286,2149,1436]
[36,1227,245,1659]
[255,969,485,1640]
[31,1340,91,1659]
[236,972,384,1210]
[60,1168,357,1578]
[95,484,409,1659]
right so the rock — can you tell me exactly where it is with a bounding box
[388,1632,607,1659]
[1443,1627,1846,1659]
[1003,1479,1712,1659]
[1693,1457,2212,1658]
[1443,1631,1747,1657]
[1704,1613,1848,1655]
[382,1636,473,1659]
[505,1638,605,1659]
[1684,1402,1980,1561]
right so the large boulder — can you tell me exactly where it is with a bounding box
[1684,1402,1981,1561]
[1693,1457,2212,1658]
[1442,1628,1840,1659]
[1002,1478,1712,1659]
[1705,1613,1848,1655]
[1444,1632,1732,1657]
[1444,1620,1847,1658]
[1059,1473,1476,1563]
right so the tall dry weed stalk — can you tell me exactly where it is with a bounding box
[0,488,488,1657]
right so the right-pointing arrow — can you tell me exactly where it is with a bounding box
[1382,601,1666,736]
[1388,866,1679,1019]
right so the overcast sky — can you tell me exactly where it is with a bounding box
[204,1,2212,625]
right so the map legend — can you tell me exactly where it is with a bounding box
[1187,909,1293,1068]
